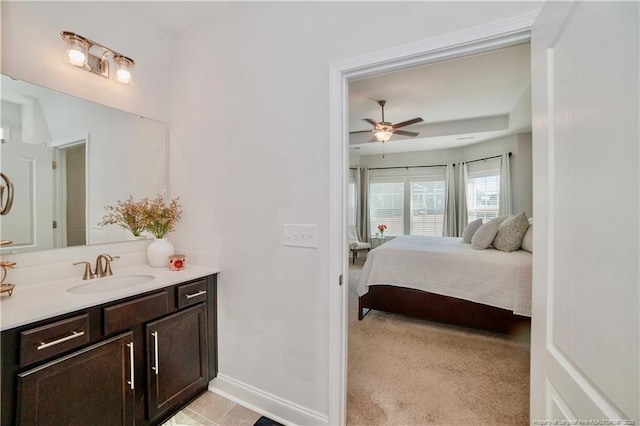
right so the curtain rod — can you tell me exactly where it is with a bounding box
[368,164,446,171]
[458,152,511,166]
[361,152,511,170]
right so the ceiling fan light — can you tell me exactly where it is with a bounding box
[374,130,393,142]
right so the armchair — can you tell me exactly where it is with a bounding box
[348,225,371,264]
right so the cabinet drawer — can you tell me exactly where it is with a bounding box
[177,280,207,309]
[20,314,89,367]
[104,291,168,335]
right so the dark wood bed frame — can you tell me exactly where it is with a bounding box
[358,285,530,334]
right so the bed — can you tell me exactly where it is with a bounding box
[357,235,532,334]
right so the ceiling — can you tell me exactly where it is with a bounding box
[349,43,531,157]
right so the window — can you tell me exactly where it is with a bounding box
[410,180,445,235]
[466,158,500,222]
[369,167,445,237]
[369,180,404,235]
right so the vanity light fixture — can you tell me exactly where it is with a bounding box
[61,31,135,84]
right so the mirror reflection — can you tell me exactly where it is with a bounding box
[0,75,167,253]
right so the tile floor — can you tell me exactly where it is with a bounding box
[162,391,262,426]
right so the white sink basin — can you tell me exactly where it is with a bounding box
[67,274,155,294]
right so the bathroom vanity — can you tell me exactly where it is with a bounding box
[0,268,218,426]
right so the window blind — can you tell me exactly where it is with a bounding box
[466,158,500,221]
[369,166,446,236]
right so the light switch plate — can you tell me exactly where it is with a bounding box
[283,224,318,248]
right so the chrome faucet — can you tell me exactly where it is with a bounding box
[73,253,119,280]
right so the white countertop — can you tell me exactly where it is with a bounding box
[0,264,219,331]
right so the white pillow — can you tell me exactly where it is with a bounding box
[493,212,530,253]
[521,219,533,253]
[471,217,505,250]
[462,218,483,243]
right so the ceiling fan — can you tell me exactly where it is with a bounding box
[350,100,424,143]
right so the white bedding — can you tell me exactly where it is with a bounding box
[357,235,532,316]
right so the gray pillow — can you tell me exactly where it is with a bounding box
[521,219,533,253]
[462,218,483,243]
[471,217,506,250]
[493,212,530,252]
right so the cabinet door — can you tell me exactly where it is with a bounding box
[146,304,208,420]
[17,332,135,426]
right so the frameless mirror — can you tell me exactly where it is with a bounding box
[0,74,167,253]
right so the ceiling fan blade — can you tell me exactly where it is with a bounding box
[363,118,379,127]
[349,130,374,134]
[393,129,420,137]
[392,117,423,129]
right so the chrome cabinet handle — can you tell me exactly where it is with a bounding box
[151,331,159,375]
[185,290,206,299]
[37,331,85,350]
[127,342,134,390]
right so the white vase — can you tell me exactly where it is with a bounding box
[147,238,175,268]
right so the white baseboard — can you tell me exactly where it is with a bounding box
[208,374,328,426]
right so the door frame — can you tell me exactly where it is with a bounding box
[327,10,539,425]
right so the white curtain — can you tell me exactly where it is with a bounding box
[457,162,469,230]
[499,152,513,216]
[354,168,361,229]
[443,163,457,236]
[359,168,370,243]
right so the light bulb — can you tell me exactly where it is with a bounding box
[374,131,393,142]
[374,124,394,142]
[63,33,89,67]
[114,56,134,84]
[67,47,87,67]
[116,68,131,84]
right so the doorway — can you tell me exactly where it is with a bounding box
[327,12,537,425]
[51,135,89,248]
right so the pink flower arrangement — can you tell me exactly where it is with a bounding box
[377,224,387,234]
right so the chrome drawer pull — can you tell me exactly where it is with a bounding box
[151,331,159,375]
[185,290,206,299]
[37,331,85,350]
[127,342,135,390]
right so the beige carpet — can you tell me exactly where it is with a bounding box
[347,257,530,426]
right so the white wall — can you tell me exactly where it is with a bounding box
[168,2,541,422]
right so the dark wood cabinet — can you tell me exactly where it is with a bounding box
[17,332,135,426]
[146,304,208,421]
[1,274,217,426]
